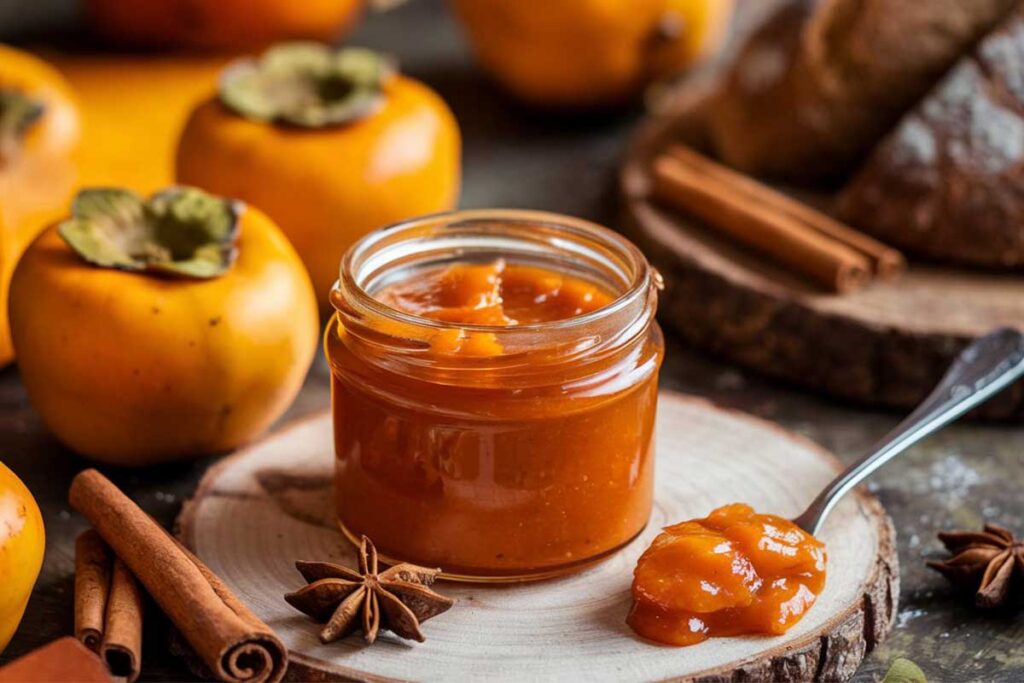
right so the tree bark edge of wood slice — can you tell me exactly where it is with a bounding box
[621,49,1024,421]
[178,392,899,683]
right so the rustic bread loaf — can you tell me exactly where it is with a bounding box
[708,0,1018,181]
[839,9,1024,268]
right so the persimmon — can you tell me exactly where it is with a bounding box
[176,43,461,309]
[0,45,80,367]
[8,187,318,465]
[449,0,735,107]
[82,0,363,51]
[46,51,230,194]
[0,461,45,654]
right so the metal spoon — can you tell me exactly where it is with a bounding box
[793,327,1024,536]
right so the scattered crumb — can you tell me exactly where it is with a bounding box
[902,453,982,501]
[896,607,928,629]
[926,455,980,498]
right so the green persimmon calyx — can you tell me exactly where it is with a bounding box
[0,88,45,164]
[219,42,396,128]
[58,186,243,279]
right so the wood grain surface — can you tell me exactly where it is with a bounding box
[179,393,897,682]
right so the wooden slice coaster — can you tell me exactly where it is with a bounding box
[621,60,1024,420]
[178,391,898,682]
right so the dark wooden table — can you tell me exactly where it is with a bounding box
[3,2,1023,681]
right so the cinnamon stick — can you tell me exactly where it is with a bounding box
[101,558,144,683]
[69,469,287,683]
[665,145,906,278]
[74,530,111,653]
[651,154,872,293]
[75,530,144,681]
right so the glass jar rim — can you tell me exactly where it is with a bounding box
[336,208,656,333]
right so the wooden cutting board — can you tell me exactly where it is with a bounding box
[178,391,898,682]
[620,4,1024,420]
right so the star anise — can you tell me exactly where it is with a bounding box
[284,536,455,644]
[927,523,1024,608]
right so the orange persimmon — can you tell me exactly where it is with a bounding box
[0,461,45,654]
[8,187,318,466]
[83,0,364,51]
[0,45,80,367]
[450,0,735,107]
[176,44,461,309]
[45,51,230,194]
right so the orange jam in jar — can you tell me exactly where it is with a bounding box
[326,210,663,581]
[628,503,827,646]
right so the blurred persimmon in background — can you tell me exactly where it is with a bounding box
[82,0,364,51]
[0,44,80,368]
[450,0,735,107]
[45,52,229,193]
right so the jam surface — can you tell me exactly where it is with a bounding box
[628,503,827,646]
[375,259,614,326]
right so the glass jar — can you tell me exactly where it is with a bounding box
[326,210,663,582]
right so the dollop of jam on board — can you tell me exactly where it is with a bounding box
[627,503,827,646]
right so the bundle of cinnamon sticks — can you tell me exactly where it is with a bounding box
[75,530,144,681]
[70,469,287,683]
[650,144,906,293]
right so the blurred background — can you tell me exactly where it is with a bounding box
[3,1,1023,680]
[0,1,76,38]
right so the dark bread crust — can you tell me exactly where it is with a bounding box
[709,0,1018,181]
[839,9,1024,268]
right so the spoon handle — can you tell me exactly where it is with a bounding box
[793,328,1024,535]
